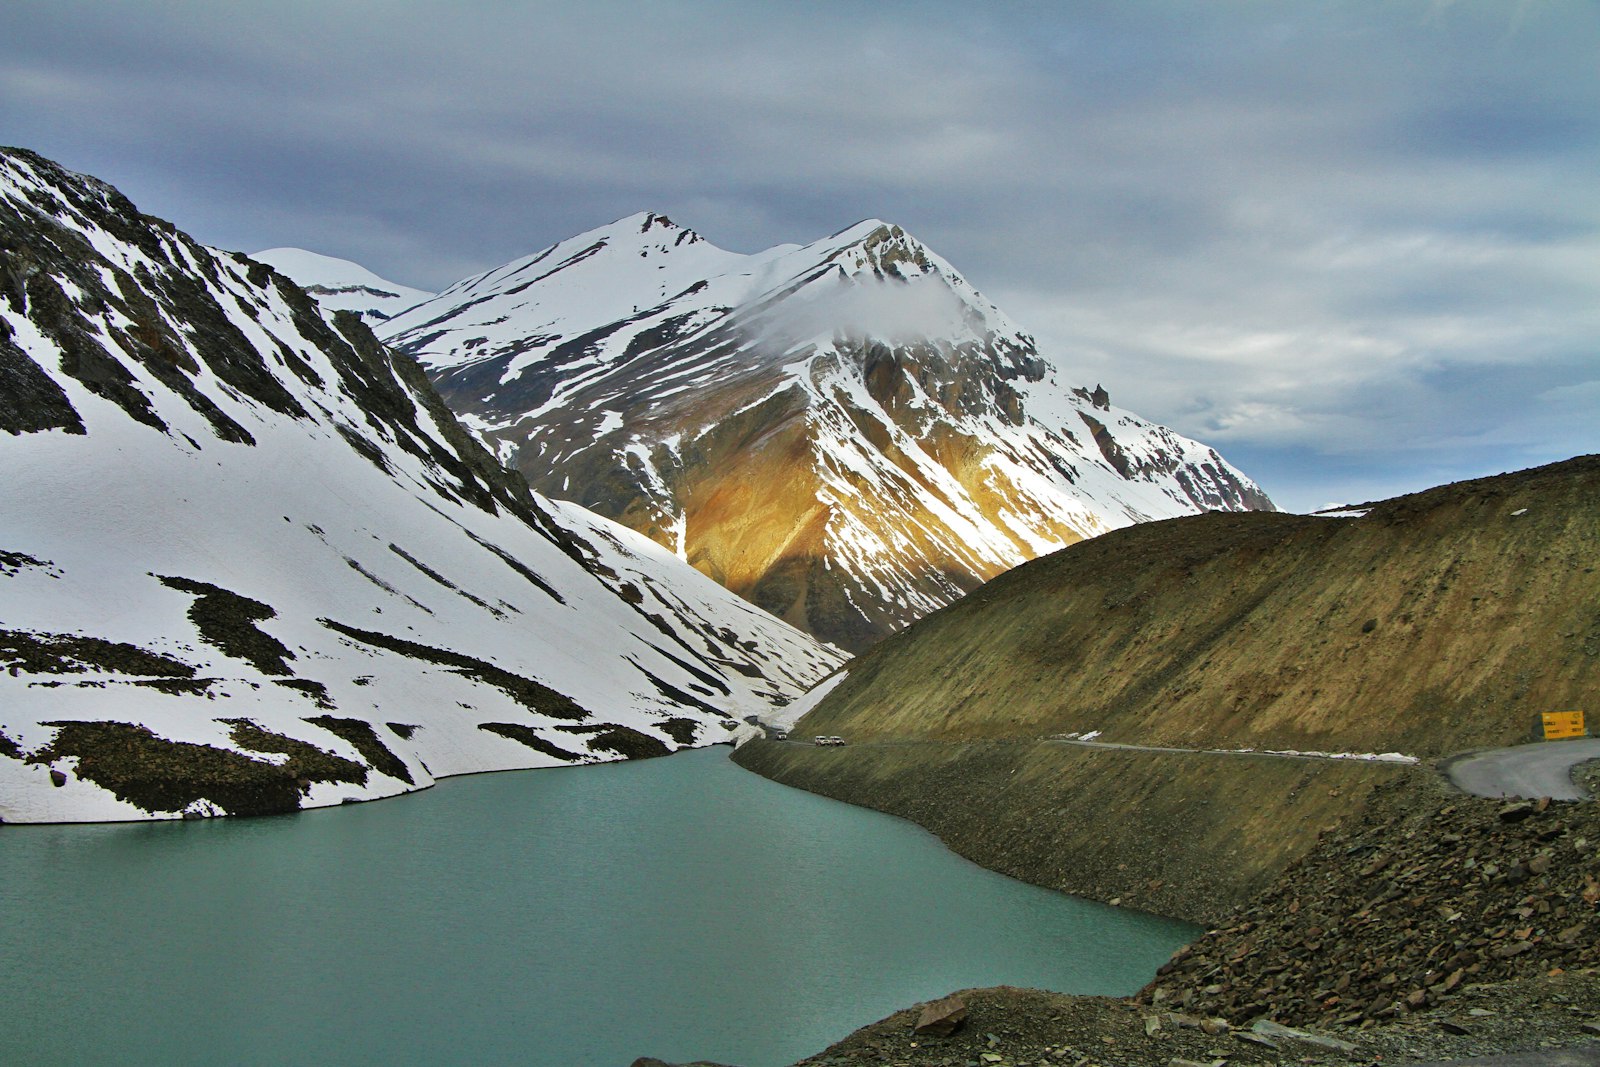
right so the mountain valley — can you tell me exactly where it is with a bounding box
[2,145,1594,1067]
[724,456,1600,1064]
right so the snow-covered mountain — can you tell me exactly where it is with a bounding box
[253,247,434,325]
[382,212,1274,651]
[0,150,843,824]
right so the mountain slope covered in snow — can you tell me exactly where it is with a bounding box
[252,246,434,325]
[383,213,1273,650]
[0,150,843,824]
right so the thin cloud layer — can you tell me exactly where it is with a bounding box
[2,0,1595,510]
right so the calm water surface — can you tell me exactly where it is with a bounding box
[0,747,1195,1066]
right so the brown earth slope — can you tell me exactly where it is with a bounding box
[789,455,1600,756]
[719,457,1600,1067]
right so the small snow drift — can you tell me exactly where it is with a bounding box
[0,149,844,824]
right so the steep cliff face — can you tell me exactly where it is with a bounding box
[383,213,1272,651]
[0,149,843,823]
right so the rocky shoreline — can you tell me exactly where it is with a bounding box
[730,737,1413,925]
[637,751,1599,1066]
[1141,774,1599,1029]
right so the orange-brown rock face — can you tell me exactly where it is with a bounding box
[386,213,1272,651]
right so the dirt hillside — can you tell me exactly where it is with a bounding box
[792,456,1600,757]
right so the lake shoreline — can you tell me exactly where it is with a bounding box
[708,739,1600,1067]
[1,745,1193,1066]
[730,735,1407,925]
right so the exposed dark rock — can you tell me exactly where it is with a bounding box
[0,314,84,435]
[158,575,295,676]
[1140,775,1600,1028]
[0,549,57,577]
[305,715,414,785]
[0,627,197,677]
[581,725,671,760]
[274,679,336,709]
[659,717,700,745]
[477,723,582,762]
[322,618,591,720]
[26,719,365,816]
[1498,800,1537,822]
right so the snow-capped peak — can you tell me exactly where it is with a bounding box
[381,212,1273,651]
[0,149,844,823]
[820,220,938,275]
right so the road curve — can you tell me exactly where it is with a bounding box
[1444,738,1600,801]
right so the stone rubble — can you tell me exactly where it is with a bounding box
[1141,777,1599,1029]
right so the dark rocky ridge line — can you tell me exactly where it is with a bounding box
[0,147,583,549]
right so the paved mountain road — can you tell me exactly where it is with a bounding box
[1444,738,1600,801]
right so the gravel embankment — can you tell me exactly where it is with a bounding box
[1142,775,1598,1026]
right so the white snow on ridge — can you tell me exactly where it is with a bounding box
[252,247,435,323]
[381,210,1272,648]
[758,670,849,731]
[0,151,844,824]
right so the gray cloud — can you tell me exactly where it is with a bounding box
[2,0,1595,511]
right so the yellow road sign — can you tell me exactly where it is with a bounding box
[1540,710,1586,740]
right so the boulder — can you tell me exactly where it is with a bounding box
[913,995,968,1037]
[1498,801,1536,822]
[1250,1019,1358,1055]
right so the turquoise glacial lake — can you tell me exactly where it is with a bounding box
[0,746,1196,1066]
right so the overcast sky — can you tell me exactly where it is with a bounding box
[4,1,1596,511]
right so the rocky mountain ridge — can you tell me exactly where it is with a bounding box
[0,147,843,823]
[381,212,1272,650]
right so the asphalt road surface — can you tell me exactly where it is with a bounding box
[1444,738,1600,801]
